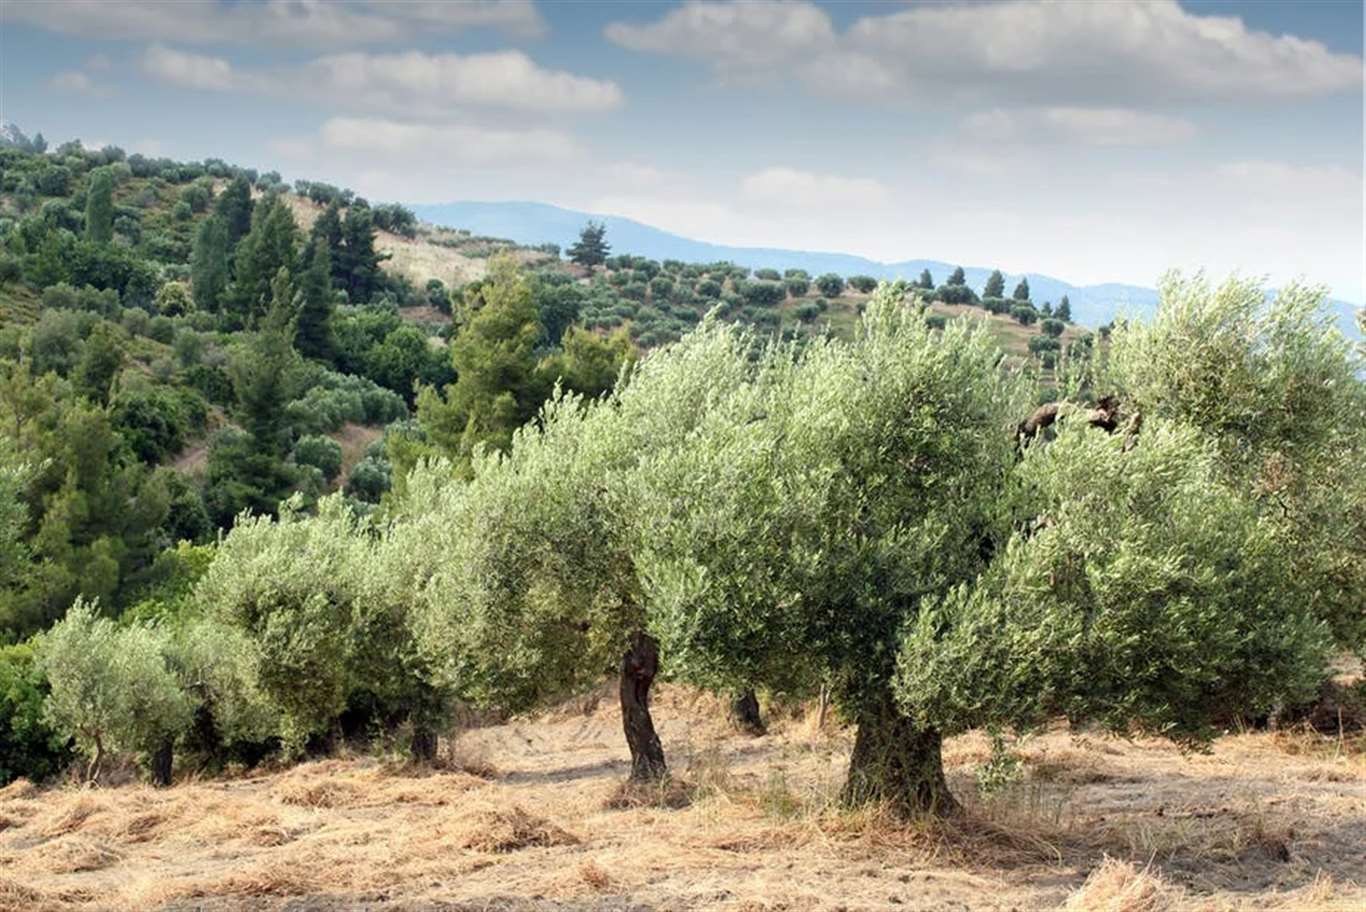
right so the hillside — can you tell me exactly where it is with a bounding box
[2,683,1362,911]
[414,201,1364,338]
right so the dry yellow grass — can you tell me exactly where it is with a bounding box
[1061,857,1178,911]
[0,684,1361,911]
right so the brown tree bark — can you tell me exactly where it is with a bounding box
[730,688,766,735]
[841,690,958,817]
[150,739,174,788]
[410,725,438,763]
[620,631,667,781]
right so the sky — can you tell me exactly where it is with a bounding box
[1,0,1362,301]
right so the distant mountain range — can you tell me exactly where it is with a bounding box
[414,200,1359,337]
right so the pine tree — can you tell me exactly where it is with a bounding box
[230,271,297,457]
[415,257,546,470]
[983,269,1005,298]
[948,267,967,287]
[337,205,385,304]
[190,214,230,313]
[227,197,298,328]
[84,168,114,245]
[214,175,254,248]
[567,221,610,268]
[1012,277,1030,301]
[310,202,344,289]
[1056,295,1072,322]
[295,237,335,362]
[917,269,934,290]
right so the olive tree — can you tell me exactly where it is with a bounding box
[632,285,1029,812]
[627,281,1341,815]
[899,420,1329,773]
[38,600,193,784]
[1100,273,1366,654]
[167,616,281,765]
[409,322,766,781]
[194,497,369,753]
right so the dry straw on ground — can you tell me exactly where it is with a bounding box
[0,683,1361,911]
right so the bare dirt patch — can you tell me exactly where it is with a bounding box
[1,684,1362,911]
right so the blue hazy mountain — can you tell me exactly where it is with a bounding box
[413,200,1360,336]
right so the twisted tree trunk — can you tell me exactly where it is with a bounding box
[620,631,666,781]
[842,689,957,817]
[410,725,438,763]
[729,688,766,735]
[150,738,174,788]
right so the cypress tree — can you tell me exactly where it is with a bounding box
[190,214,230,313]
[917,269,934,290]
[1012,277,1031,302]
[295,237,335,362]
[310,202,344,290]
[84,169,114,245]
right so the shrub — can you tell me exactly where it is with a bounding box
[815,273,845,297]
[695,279,722,300]
[0,641,71,785]
[740,280,786,307]
[794,301,822,323]
[1028,336,1061,354]
[1010,305,1038,325]
[293,434,343,481]
[754,268,781,281]
[346,455,392,503]
[785,277,810,297]
[848,275,878,293]
[1040,318,1064,338]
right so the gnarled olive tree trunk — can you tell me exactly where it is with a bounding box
[150,738,174,788]
[842,690,957,817]
[410,725,438,763]
[620,631,666,781]
[730,688,766,735]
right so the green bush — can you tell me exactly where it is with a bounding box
[848,275,878,293]
[785,277,810,297]
[1040,318,1064,337]
[1010,305,1038,325]
[815,273,845,297]
[293,434,343,481]
[346,455,391,503]
[0,641,71,785]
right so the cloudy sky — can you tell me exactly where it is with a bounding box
[2,0,1362,300]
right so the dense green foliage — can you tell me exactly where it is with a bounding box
[1,135,1359,803]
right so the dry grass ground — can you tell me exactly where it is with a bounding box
[2,684,1361,912]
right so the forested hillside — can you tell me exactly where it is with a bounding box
[0,130,1361,845]
[0,131,1085,641]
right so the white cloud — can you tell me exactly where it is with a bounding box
[606,1,834,80]
[142,45,235,91]
[318,117,580,165]
[304,50,623,113]
[741,167,889,209]
[4,0,545,46]
[960,108,1198,147]
[50,70,96,94]
[606,0,1362,104]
